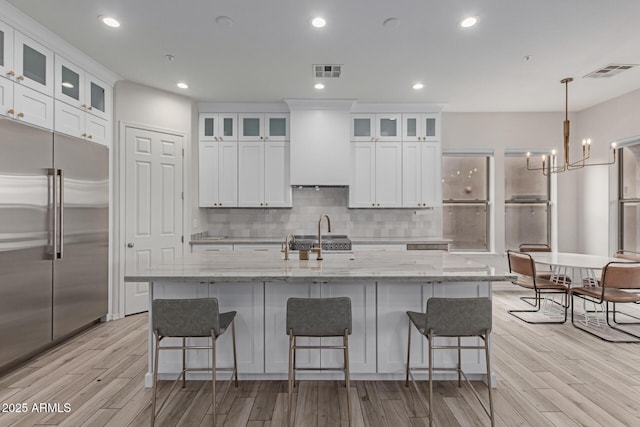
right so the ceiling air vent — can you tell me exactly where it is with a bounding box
[584,64,637,78]
[314,64,342,78]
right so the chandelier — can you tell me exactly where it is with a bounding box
[526,77,617,176]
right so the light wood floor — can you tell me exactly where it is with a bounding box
[2,289,640,426]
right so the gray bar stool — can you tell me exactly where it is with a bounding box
[151,298,238,427]
[286,297,352,427]
[406,297,494,427]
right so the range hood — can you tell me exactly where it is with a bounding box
[285,99,355,186]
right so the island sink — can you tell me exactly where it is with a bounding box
[289,235,352,251]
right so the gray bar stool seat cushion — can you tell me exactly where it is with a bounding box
[152,298,236,337]
[286,297,352,336]
[407,297,492,337]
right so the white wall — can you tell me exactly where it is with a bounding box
[441,112,580,253]
[111,80,196,318]
[575,87,640,255]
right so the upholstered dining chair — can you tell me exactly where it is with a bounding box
[507,250,570,323]
[570,261,640,342]
[405,297,495,427]
[151,298,238,427]
[519,243,572,284]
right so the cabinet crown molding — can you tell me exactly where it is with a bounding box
[351,102,446,113]
[284,99,356,111]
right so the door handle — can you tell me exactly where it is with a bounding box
[58,169,64,259]
[127,243,135,248]
[49,168,57,260]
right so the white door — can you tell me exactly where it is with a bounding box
[124,126,183,315]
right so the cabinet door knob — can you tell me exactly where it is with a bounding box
[219,202,222,206]
[265,136,269,140]
[371,203,375,206]
[81,104,87,109]
[219,136,223,141]
[87,135,93,139]
[127,242,135,248]
[16,75,24,81]
[7,70,15,77]
[81,133,87,137]
[371,137,375,141]
[88,106,93,111]
[377,203,380,206]
[260,203,264,206]
[17,112,24,118]
[260,136,264,140]
[7,109,14,115]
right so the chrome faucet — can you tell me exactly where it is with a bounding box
[311,214,331,260]
[282,233,294,260]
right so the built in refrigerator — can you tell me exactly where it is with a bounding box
[0,117,108,371]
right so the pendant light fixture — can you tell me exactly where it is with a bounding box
[526,78,617,176]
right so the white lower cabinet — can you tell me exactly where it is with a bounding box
[265,283,321,373]
[264,281,376,374]
[377,282,433,373]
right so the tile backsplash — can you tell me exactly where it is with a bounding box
[206,187,442,238]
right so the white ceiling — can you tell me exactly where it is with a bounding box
[7,0,640,112]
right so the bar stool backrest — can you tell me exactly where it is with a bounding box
[286,297,352,336]
[507,250,536,278]
[424,297,492,336]
[601,262,640,290]
[152,298,220,337]
[519,243,551,253]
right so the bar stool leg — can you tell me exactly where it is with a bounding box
[428,332,434,427]
[182,337,186,388]
[292,336,297,388]
[231,319,239,387]
[484,332,495,427]
[211,330,217,427]
[344,329,352,427]
[405,319,411,387]
[457,337,462,387]
[151,331,160,427]
[287,331,294,427]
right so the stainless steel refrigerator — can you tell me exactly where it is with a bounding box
[0,117,108,371]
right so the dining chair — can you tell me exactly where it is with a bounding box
[286,297,352,427]
[507,250,569,323]
[519,243,572,284]
[151,298,239,427]
[405,297,495,427]
[570,261,640,342]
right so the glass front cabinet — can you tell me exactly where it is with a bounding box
[402,113,439,142]
[13,31,53,95]
[351,114,401,142]
[239,113,289,142]
[199,113,237,141]
[55,55,111,121]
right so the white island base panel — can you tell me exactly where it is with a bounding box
[144,280,495,388]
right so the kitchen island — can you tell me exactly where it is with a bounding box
[124,250,513,387]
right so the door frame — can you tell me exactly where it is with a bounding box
[113,121,188,319]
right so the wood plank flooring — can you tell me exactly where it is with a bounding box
[2,288,640,426]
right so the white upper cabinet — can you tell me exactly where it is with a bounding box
[0,19,14,79]
[55,55,112,121]
[402,141,442,207]
[199,113,237,141]
[351,114,401,142]
[402,113,440,142]
[199,140,238,208]
[0,75,13,117]
[238,140,291,207]
[239,113,289,141]
[13,84,53,129]
[350,141,402,208]
[13,31,53,95]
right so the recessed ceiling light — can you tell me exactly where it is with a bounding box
[215,16,234,27]
[314,83,325,90]
[176,82,189,89]
[61,82,74,88]
[99,15,120,28]
[459,16,478,28]
[311,17,326,28]
[412,83,424,90]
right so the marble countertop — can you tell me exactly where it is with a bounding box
[124,250,513,283]
[189,236,451,245]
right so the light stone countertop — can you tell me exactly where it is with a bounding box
[124,250,512,283]
[189,236,451,245]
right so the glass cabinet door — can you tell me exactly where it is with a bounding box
[55,55,84,109]
[351,114,375,141]
[239,114,263,141]
[14,31,53,95]
[85,73,110,120]
[218,113,237,141]
[199,114,217,141]
[265,113,288,141]
[0,20,13,78]
[376,114,401,141]
[402,114,421,141]
[423,114,439,141]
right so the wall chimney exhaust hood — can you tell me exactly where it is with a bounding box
[284,99,355,186]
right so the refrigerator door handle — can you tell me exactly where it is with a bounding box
[58,168,64,259]
[49,168,57,260]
